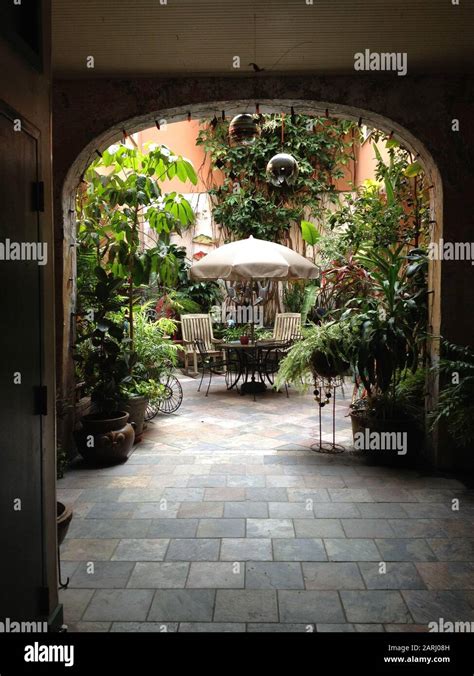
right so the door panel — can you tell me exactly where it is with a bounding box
[0,107,44,619]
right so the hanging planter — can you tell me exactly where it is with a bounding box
[266,152,299,187]
[228,114,259,146]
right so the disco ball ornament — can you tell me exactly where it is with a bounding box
[228,114,259,146]
[266,152,299,187]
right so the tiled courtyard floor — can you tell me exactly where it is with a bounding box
[58,375,474,632]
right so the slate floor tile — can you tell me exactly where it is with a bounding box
[223,502,268,518]
[388,519,450,538]
[402,590,474,623]
[278,590,345,623]
[147,590,215,622]
[111,539,169,562]
[83,590,154,622]
[268,502,315,519]
[273,538,327,562]
[341,590,412,623]
[69,561,135,589]
[358,562,426,589]
[111,622,178,632]
[375,539,437,562]
[166,538,220,561]
[302,562,364,590]
[196,518,245,538]
[178,622,245,632]
[342,519,395,538]
[246,488,289,502]
[415,562,474,590]
[220,538,273,561]
[85,502,137,519]
[325,538,380,561]
[147,519,198,538]
[127,562,189,588]
[245,562,304,589]
[426,539,474,561]
[329,489,373,503]
[313,504,361,518]
[187,562,245,588]
[177,502,224,518]
[293,519,345,538]
[215,590,278,622]
[204,487,246,501]
[66,519,150,539]
[59,589,95,622]
[247,519,295,538]
[132,503,180,519]
[61,538,119,561]
[247,623,311,632]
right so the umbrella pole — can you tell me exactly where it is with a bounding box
[250,280,255,344]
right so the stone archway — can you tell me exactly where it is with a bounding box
[54,77,452,465]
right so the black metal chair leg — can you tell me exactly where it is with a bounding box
[198,366,205,392]
[206,368,212,396]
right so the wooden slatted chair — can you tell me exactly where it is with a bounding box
[181,313,223,374]
[273,312,302,342]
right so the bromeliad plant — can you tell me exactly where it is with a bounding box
[77,143,197,353]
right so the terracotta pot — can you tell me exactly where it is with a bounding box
[75,411,135,465]
[119,395,148,441]
[240,335,249,345]
[57,501,73,545]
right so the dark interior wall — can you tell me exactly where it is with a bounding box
[52,74,474,469]
[0,0,60,624]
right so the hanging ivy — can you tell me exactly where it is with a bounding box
[196,114,359,242]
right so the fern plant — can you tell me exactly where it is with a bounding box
[429,341,474,447]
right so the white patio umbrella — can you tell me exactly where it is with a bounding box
[189,235,319,341]
[189,235,318,282]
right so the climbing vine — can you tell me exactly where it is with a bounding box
[196,114,359,242]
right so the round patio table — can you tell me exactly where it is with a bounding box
[221,341,282,396]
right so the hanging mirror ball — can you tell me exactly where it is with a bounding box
[228,114,259,146]
[266,152,299,186]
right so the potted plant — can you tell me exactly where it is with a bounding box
[74,269,135,464]
[117,303,182,437]
[276,320,353,389]
[345,245,428,463]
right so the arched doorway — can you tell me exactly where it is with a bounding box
[56,98,443,465]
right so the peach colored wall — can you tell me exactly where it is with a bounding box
[133,121,369,193]
[356,134,391,186]
[134,121,223,193]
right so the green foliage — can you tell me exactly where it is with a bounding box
[76,143,197,351]
[342,244,428,400]
[112,303,182,396]
[300,220,321,247]
[429,342,474,447]
[283,281,320,324]
[220,325,272,342]
[197,114,358,241]
[327,138,430,250]
[276,321,355,390]
[74,268,132,414]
